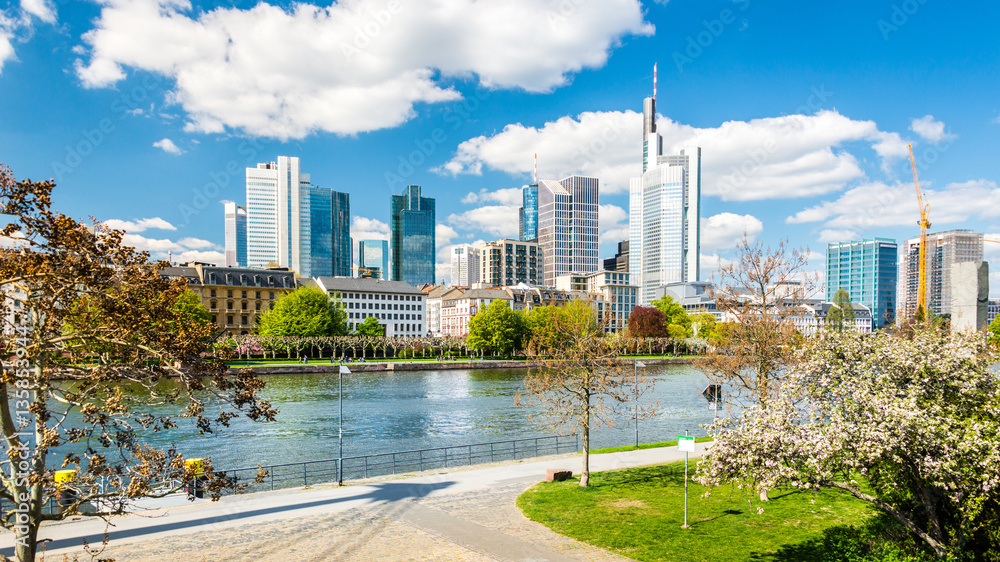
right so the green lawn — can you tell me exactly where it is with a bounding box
[517,462,933,562]
[590,437,713,455]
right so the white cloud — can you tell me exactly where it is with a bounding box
[20,0,55,24]
[599,204,629,242]
[350,216,389,242]
[910,115,956,144]
[121,233,223,264]
[441,109,911,199]
[153,138,183,155]
[0,28,14,74]
[787,179,1000,232]
[104,217,176,232]
[817,229,860,244]
[699,253,733,283]
[436,223,458,249]
[447,205,519,238]
[461,187,523,206]
[984,233,1000,262]
[701,212,763,252]
[75,0,652,139]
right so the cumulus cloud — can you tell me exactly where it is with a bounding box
[461,187,523,206]
[910,115,956,144]
[350,216,389,242]
[447,204,519,238]
[153,137,183,155]
[103,217,176,232]
[787,179,1000,231]
[121,233,223,264]
[701,212,763,252]
[74,0,652,139]
[817,229,860,244]
[0,0,58,74]
[599,204,629,243]
[699,253,733,283]
[441,109,911,199]
[20,0,55,24]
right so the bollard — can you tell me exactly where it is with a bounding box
[55,469,78,515]
[185,458,206,498]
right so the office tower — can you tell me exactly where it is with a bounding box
[519,183,539,241]
[390,184,436,285]
[603,240,629,273]
[451,244,480,286]
[537,176,599,287]
[331,191,351,277]
[899,230,983,317]
[826,238,898,328]
[480,239,542,287]
[223,201,247,267]
[629,66,701,304]
[244,156,350,278]
[358,239,389,279]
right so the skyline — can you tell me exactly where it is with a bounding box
[1,0,998,294]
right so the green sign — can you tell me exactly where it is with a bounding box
[677,435,695,452]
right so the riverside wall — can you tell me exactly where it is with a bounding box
[233,356,696,375]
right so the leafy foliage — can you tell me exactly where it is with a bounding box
[651,294,692,337]
[256,286,347,337]
[353,316,384,337]
[625,306,668,338]
[170,289,212,327]
[467,299,526,356]
[988,314,1000,347]
[827,288,856,333]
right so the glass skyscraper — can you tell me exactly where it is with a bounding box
[519,183,538,241]
[390,185,436,285]
[224,201,247,267]
[826,238,898,328]
[331,191,351,277]
[358,239,389,279]
[537,176,599,287]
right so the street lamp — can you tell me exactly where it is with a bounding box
[634,360,646,448]
[338,364,351,485]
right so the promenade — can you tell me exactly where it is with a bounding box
[7,443,709,561]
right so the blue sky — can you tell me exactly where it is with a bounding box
[1,0,998,294]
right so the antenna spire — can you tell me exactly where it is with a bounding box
[653,62,657,101]
[533,153,537,184]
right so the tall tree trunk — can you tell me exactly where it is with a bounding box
[580,422,590,487]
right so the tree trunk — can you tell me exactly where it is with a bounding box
[580,422,590,487]
[759,489,769,502]
[15,520,39,562]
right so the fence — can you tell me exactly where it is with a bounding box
[216,434,579,493]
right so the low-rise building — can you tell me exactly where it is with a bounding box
[425,284,467,336]
[554,270,637,333]
[657,281,719,319]
[480,239,542,287]
[441,288,512,337]
[315,277,426,336]
[790,302,873,335]
[989,297,1000,327]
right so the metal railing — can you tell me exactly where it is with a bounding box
[216,434,579,494]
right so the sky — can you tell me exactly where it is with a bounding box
[0,0,998,295]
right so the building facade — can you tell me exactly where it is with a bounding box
[451,244,480,286]
[899,230,983,318]
[480,239,542,287]
[315,277,426,337]
[988,297,1000,327]
[603,240,629,273]
[390,185,436,285]
[440,288,512,337]
[537,176,599,287]
[519,183,539,241]
[358,239,389,279]
[790,302,874,336]
[826,238,898,328]
[554,270,638,333]
[224,201,247,268]
[244,156,350,278]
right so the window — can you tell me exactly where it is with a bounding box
[227,301,234,310]
[210,289,217,298]
[256,303,261,311]
[227,315,234,325]
[269,292,274,299]
[211,315,217,323]
[256,291,261,299]
[210,300,216,309]
[242,302,248,310]
[227,290,233,298]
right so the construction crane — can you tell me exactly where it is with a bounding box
[909,144,931,317]
[352,266,381,279]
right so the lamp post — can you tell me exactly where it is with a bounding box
[338,364,351,485]
[634,360,645,448]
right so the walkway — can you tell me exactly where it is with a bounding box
[4,443,709,561]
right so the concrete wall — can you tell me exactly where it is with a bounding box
[951,261,989,332]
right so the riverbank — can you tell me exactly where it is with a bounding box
[228,356,697,374]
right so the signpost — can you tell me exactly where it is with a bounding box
[678,433,695,529]
[338,365,351,485]
[634,360,646,447]
[702,384,722,421]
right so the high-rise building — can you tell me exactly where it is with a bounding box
[480,239,542,287]
[519,183,539,241]
[537,176,599,287]
[451,244,480,286]
[554,270,638,333]
[603,240,629,273]
[244,156,350,278]
[899,230,983,318]
[629,66,701,304]
[826,238,898,328]
[223,201,247,267]
[358,239,389,279]
[390,184,436,285]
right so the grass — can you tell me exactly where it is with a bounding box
[517,462,934,562]
[590,437,713,455]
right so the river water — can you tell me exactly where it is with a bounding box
[106,364,717,471]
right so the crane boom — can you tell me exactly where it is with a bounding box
[908,144,931,319]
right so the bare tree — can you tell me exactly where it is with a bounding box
[516,300,656,487]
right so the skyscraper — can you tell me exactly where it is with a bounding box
[537,176,599,287]
[451,244,480,285]
[244,156,350,278]
[480,239,542,287]
[358,239,389,279]
[826,238,897,328]
[390,184,436,285]
[223,201,247,267]
[519,183,539,241]
[331,191,351,276]
[899,229,983,318]
[629,65,701,304]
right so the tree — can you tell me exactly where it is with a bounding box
[651,294,691,336]
[256,286,347,337]
[170,289,212,327]
[698,328,1000,559]
[354,316,384,337]
[517,300,655,487]
[989,314,1000,347]
[691,312,717,340]
[625,306,668,338]
[826,288,855,333]
[0,166,275,561]
[467,300,525,357]
[524,305,567,353]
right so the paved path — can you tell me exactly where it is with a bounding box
[4,443,708,561]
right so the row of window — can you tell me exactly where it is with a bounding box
[209,289,277,299]
[349,312,422,321]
